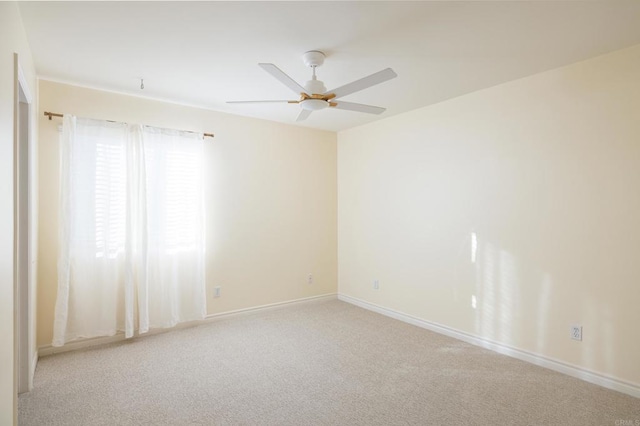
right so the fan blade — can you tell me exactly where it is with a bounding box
[226,100,294,104]
[296,109,312,122]
[259,63,307,96]
[325,68,397,99]
[332,101,386,115]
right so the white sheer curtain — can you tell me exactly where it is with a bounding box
[53,116,206,346]
[138,126,206,332]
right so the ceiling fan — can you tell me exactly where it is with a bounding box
[227,51,397,121]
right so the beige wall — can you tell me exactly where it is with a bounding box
[1,2,37,424]
[37,80,337,347]
[338,44,640,385]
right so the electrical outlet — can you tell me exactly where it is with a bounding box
[308,274,313,285]
[571,325,582,341]
[373,280,380,290]
[214,287,221,298]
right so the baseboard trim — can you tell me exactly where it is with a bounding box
[39,334,126,357]
[205,292,337,321]
[39,293,337,357]
[338,293,640,399]
[29,350,38,391]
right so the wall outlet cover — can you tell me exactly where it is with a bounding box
[571,325,582,341]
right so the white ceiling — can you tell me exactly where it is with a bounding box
[19,1,640,132]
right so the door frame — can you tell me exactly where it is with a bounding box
[14,53,36,396]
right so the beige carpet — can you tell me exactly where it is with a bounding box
[19,299,640,425]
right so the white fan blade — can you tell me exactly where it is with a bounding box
[296,109,312,121]
[259,63,307,96]
[226,100,292,104]
[332,101,386,115]
[325,68,397,99]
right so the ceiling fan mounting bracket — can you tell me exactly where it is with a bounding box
[302,50,326,68]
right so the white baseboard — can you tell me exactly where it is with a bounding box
[39,334,128,357]
[29,350,38,391]
[39,293,337,357]
[338,293,640,399]
[205,292,336,321]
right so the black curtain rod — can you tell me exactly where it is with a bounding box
[44,111,214,138]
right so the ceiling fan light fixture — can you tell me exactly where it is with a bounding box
[300,99,328,111]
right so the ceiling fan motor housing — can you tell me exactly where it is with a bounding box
[304,79,327,95]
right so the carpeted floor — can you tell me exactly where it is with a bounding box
[19,299,640,425]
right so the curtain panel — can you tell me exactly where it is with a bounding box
[53,115,206,346]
